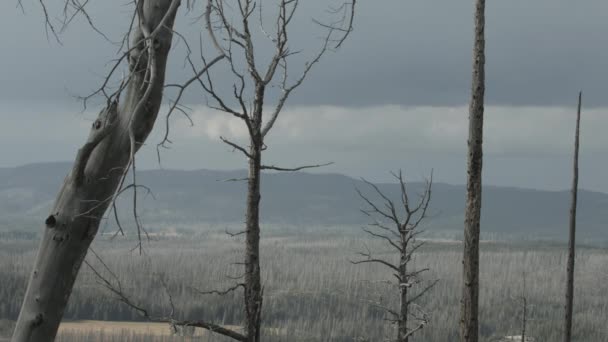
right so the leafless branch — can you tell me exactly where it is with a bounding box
[407,279,439,305]
[219,177,250,182]
[356,187,398,225]
[220,136,253,159]
[157,54,225,163]
[85,254,246,341]
[189,283,245,296]
[351,255,399,273]
[61,0,113,42]
[36,0,62,44]
[260,162,333,172]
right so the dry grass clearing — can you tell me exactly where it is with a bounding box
[59,320,241,338]
[56,320,282,341]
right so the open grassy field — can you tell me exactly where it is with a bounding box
[55,320,292,341]
[56,320,218,341]
[59,320,208,337]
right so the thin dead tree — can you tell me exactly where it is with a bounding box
[511,271,530,342]
[11,1,182,341]
[564,91,582,342]
[187,1,356,341]
[353,171,437,342]
[503,270,534,342]
[460,0,485,341]
[520,273,527,342]
[84,1,355,341]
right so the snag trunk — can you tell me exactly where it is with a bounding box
[564,92,582,342]
[11,2,179,341]
[460,0,485,341]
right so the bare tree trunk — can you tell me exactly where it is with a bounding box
[460,0,485,341]
[521,272,527,342]
[244,144,262,342]
[564,92,581,342]
[244,86,264,342]
[11,2,179,341]
[398,255,409,342]
[521,297,527,342]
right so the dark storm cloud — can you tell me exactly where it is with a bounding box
[1,0,607,107]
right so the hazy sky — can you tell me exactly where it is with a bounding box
[1,0,607,192]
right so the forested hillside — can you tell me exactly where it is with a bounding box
[1,163,607,241]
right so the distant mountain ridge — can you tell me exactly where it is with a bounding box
[0,162,607,240]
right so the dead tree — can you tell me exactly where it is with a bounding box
[84,1,355,341]
[564,92,582,342]
[190,1,356,341]
[11,1,181,341]
[353,171,437,342]
[521,283,527,342]
[502,270,535,342]
[460,0,486,341]
[515,271,529,342]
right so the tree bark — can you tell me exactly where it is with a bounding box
[243,85,264,342]
[398,254,409,342]
[522,271,527,342]
[460,0,485,342]
[521,296,526,342]
[244,144,262,342]
[564,92,581,342]
[11,2,179,341]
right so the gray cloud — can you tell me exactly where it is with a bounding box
[1,0,607,107]
[176,105,608,156]
[2,103,606,192]
[0,1,606,193]
[151,104,608,193]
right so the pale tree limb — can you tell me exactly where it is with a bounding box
[260,162,333,172]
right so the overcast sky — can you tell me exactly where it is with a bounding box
[1,0,607,192]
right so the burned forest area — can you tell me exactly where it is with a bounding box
[1,1,607,342]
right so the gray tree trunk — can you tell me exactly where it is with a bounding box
[521,297,526,342]
[398,254,409,342]
[460,0,485,341]
[243,85,265,342]
[244,145,262,342]
[11,2,179,341]
[564,92,581,342]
